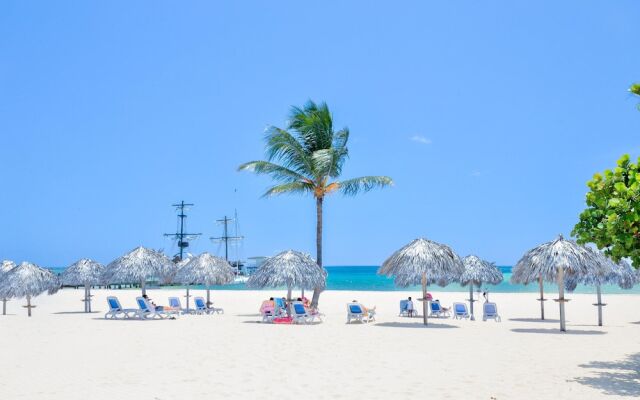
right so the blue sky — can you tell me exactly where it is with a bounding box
[1,1,639,267]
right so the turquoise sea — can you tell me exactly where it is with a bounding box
[53,266,640,294]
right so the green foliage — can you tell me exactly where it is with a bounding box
[239,100,393,198]
[631,83,640,110]
[572,154,640,268]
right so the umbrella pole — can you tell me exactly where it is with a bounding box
[596,284,603,327]
[26,295,32,317]
[84,284,90,313]
[538,275,545,320]
[88,286,92,313]
[301,289,304,298]
[287,286,292,317]
[141,280,146,296]
[186,286,191,312]
[2,299,7,315]
[207,286,211,308]
[469,284,475,321]
[557,266,566,332]
[422,272,428,326]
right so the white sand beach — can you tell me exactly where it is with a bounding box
[1,289,639,400]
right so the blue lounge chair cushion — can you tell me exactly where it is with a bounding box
[400,300,408,311]
[137,298,149,311]
[350,305,362,314]
[294,304,306,314]
[195,299,205,308]
[169,298,179,308]
[485,304,496,314]
[455,304,465,313]
[431,302,441,311]
[108,298,120,310]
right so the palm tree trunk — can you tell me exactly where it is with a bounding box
[311,196,323,308]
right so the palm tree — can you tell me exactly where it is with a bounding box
[239,101,393,306]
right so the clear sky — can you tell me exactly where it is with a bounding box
[1,1,639,267]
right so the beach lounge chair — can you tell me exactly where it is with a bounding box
[274,298,287,316]
[346,302,374,324]
[104,296,139,319]
[430,300,450,318]
[168,297,189,314]
[482,302,501,322]
[290,301,312,324]
[193,297,214,315]
[194,296,223,315]
[453,302,470,320]
[399,300,411,317]
[135,297,177,319]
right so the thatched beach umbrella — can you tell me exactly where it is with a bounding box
[379,238,465,325]
[0,260,16,315]
[175,252,234,311]
[511,235,606,332]
[460,255,503,320]
[0,262,59,317]
[103,246,171,295]
[61,258,104,313]
[565,253,637,326]
[246,250,326,303]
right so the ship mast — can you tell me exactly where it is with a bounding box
[210,215,244,264]
[163,201,202,261]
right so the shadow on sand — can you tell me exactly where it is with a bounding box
[54,311,101,315]
[572,353,640,397]
[511,328,605,335]
[375,322,459,329]
[235,313,262,317]
[508,317,560,323]
[91,317,168,322]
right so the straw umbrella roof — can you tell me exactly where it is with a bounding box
[460,255,503,286]
[174,252,235,286]
[0,262,60,299]
[61,258,104,286]
[0,260,16,299]
[1,260,15,276]
[378,238,464,287]
[246,250,326,290]
[511,235,606,284]
[566,255,638,291]
[103,246,171,284]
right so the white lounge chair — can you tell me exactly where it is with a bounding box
[135,297,177,319]
[429,300,451,318]
[482,302,501,322]
[399,300,414,317]
[193,297,221,315]
[104,296,139,319]
[346,302,374,324]
[195,296,223,314]
[290,301,312,324]
[453,302,470,320]
[168,297,189,314]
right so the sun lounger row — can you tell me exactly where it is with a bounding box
[260,298,324,324]
[104,296,223,320]
[398,299,501,322]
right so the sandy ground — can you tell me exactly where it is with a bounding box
[0,289,639,400]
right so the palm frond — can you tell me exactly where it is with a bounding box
[289,101,334,152]
[263,181,315,197]
[264,127,313,175]
[338,176,394,196]
[237,161,309,184]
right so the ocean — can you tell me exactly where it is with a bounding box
[52,265,640,294]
